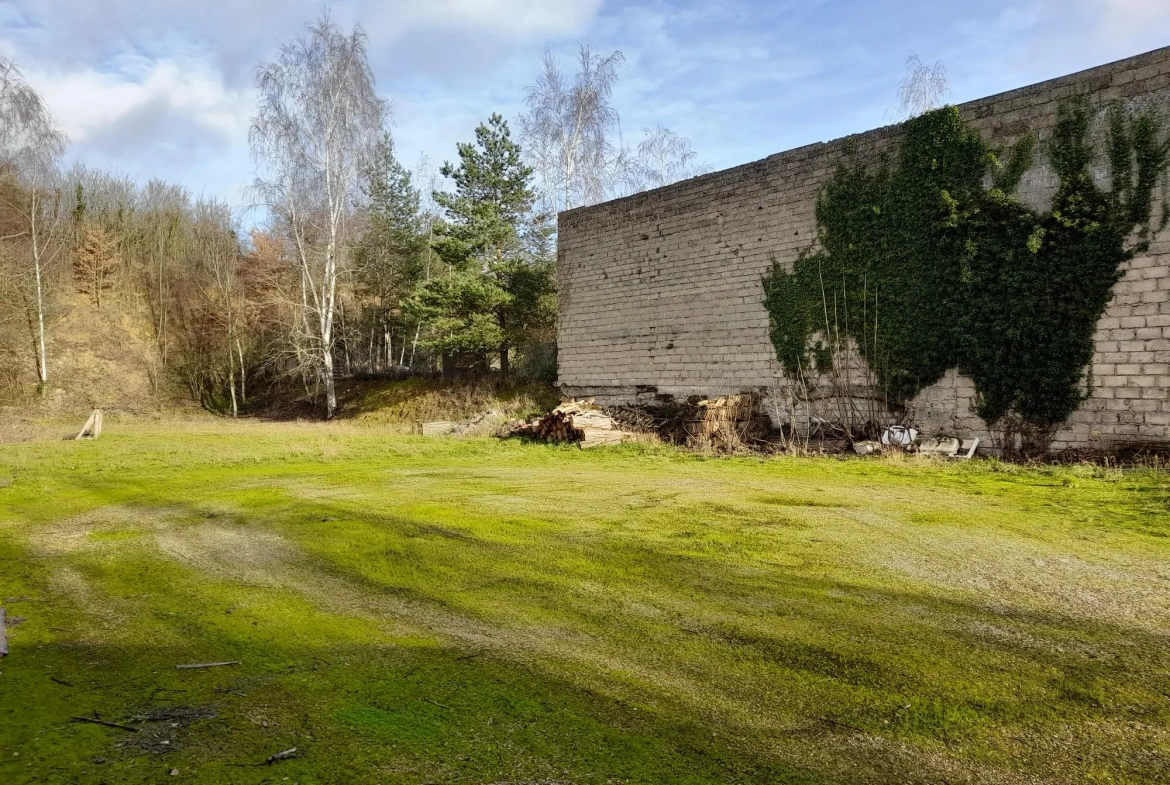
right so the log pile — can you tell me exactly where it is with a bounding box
[687,394,769,449]
[499,400,637,448]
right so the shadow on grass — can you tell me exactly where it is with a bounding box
[1,606,815,784]
[5,465,1170,783]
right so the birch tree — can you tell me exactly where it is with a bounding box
[249,15,388,418]
[519,44,626,215]
[628,123,705,192]
[0,57,68,386]
[892,55,949,120]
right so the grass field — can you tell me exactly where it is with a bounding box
[1,422,1169,784]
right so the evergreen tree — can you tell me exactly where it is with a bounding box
[408,114,555,376]
[432,113,534,268]
[353,135,427,370]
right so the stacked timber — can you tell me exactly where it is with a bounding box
[693,395,755,437]
[688,394,769,449]
[501,400,636,448]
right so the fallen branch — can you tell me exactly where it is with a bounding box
[71,716,140,733]
[265,747,298,764]
[423,698,451,710]
[176,661,240,670]
[0,608,6,657]
[50,676,74,687]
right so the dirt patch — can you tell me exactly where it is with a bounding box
[867,527,1170,633]
[26,505,174,556]
[155,524,295,589]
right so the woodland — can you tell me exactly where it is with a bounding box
[0,15,705,419]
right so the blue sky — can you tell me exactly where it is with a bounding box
[1,0,1167,213]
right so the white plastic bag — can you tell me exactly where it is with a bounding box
[880,426,919,446]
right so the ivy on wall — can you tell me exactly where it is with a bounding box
[763,101,1170,450]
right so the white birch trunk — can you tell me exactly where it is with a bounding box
[227,340,238,418]
[236,337,247,403]
[321,226,338,419]
[29,190,48,384]
[409,323,420,368]
[33,246,48,383]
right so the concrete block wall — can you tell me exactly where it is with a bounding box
[557,46,1170,450]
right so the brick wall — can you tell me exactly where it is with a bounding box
[557,46,1170,450]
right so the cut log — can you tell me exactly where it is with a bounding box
[509,400,637,447]
[688,394,766,448]
[531,402,631,444]
[580,428,629,449]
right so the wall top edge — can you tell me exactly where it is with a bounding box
[557,44,1170,223]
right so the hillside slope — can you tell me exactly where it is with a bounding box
[0,289,187,417]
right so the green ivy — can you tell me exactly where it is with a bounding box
[763,102,1170,450]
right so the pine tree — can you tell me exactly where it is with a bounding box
[432,113,535,269]
[408,114,554,376]
[353,135,427,370]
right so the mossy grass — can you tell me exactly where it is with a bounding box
[1,423,1169,782]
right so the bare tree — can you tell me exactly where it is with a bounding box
[519,43,626,215]
[189,200,245,416]
[891,55,949,121]
[627,123,705,192]
[0,57,68,386]
[249,15,389,418]
[138,179,191,365]
[412,152,446,282]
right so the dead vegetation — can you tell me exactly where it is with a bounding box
[334,376,558,430]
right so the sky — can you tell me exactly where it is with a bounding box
[1,0,1168,215]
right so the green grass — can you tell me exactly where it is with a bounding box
[1,422,1169,784]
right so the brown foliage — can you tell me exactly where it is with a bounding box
[74,225,120,304]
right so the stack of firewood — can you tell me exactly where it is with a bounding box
[688,393,768,448]
[500,400,636,448]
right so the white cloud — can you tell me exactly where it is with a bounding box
[26,60,253,147]
[0,0,602,203]
[1,0,602,149]
[2,0,602,80]
[12,0,1159,215]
